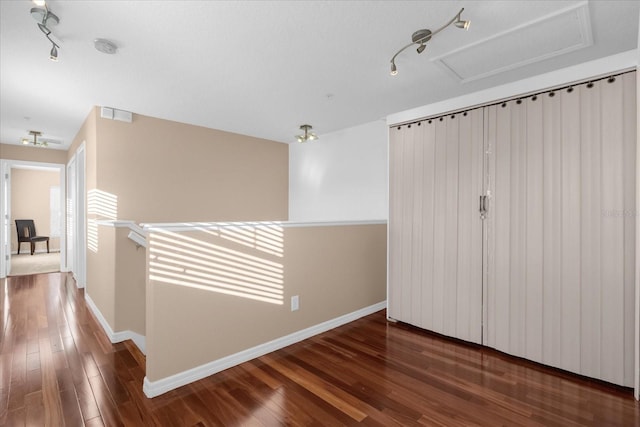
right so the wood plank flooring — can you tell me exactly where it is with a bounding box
[1,272,638,426]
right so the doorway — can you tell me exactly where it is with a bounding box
[0,160,66,278]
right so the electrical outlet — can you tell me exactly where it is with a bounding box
[291,295,299,311]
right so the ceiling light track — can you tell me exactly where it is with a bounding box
[30,1,60,62]
[390,7,470,76]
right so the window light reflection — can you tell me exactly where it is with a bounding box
[149,225,284,305]
[86,189,118,253]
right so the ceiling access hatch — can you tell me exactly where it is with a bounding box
[432,2,593,83]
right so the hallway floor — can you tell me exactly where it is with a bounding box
[0,273,638,426]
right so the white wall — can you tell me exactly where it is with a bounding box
[289,120,388,221]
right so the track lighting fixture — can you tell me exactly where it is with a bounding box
[389,7,470,76]
[454,9,471,30]
[295,125,318,143]
[31,2,61,62]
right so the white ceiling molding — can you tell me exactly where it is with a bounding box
[432,1,593,83]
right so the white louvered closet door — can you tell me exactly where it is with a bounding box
[485,73,637,386]
[388,109,484,344]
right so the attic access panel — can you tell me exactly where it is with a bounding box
[432,2,592,83]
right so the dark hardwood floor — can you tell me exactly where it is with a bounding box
[1,272,638,426]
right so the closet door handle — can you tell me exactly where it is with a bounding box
[479,195,487,219]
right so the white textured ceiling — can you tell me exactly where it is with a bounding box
[0,1,638,149]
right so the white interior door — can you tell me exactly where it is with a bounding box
[75,145,86,288]
[388,109,484,344]
[485,73,636,387]
[66,155,76,275]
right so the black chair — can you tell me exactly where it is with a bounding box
[15,219,49,255]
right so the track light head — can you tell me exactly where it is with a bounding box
[416,43,426,54]
[455,17,471,30]
[49,43,58,61]
[454,9,470,30]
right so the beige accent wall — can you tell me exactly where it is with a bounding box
[10,169,61,253]
[89,224,116,327]
[115,227,145,335]
[0,143,67,164]
[146,223,387,381]
[69,107,288,343]
[95,113,288,223]
[89,225,145,336]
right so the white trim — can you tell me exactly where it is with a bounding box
[112,330,146,355]
[143,219,387,233]
[96,219,148,248]
[127,230,147,248]
[143,300,386,398]
[85,294,146,354]
[95,220,146,236]
[75,143,87,286]
[635,21,640,400]
[95,219,137,228]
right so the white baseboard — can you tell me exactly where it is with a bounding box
[143,300,386,398]
[72,272,85,289]
[85,294,146,354]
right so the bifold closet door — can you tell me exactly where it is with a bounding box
[389,108,484,344]
[485,72,636,386]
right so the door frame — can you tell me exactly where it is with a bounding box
[67,143,86,288]
[0,159,66,278]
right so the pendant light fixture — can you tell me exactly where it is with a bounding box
[295,125,318,143]
[390,7,470,76]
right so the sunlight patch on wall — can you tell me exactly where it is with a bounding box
[87,189,118,253]
[199,222,284,257]
[149,226,284,305]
